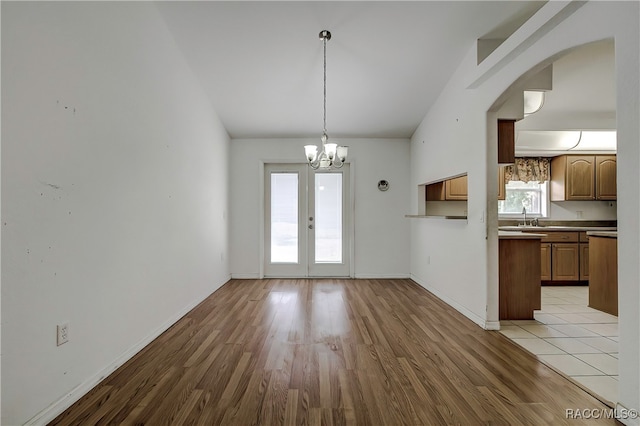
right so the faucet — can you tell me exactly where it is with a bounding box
[521,207,527,226]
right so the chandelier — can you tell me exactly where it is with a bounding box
[304,30,348,170]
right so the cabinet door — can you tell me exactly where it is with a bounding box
[425,181,445,201]
[541,243,552,281]
[498,166,506,201]
[595,155,617,200]
[445,175,468,200]
[566,156,595,200]
[552,243,580,281]
[580,243,589,280]
[498,120,515,164]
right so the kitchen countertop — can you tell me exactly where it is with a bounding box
[498,231,547,239]
[586,231,618,238]
[499,226,617,232]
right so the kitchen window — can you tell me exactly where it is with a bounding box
[498,180,549,217]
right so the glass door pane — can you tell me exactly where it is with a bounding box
[315,173,342,263]
[270,173,299,263]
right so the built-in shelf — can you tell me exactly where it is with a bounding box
[418,175,468,218]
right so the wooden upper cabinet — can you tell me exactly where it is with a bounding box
[425,182,446,201]
[595,155,617,200]
[565,156,595,200]
[498,166,506,200]
[497,120,515,165]
[445,175,468,200]
[425,175,468,201]
[551,155,616,201]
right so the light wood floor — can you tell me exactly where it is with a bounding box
[50,279,618,425]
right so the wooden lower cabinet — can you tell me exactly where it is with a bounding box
[551,243,580,281]
[540,243,552,281]
[579,243,589,280]
[588,235,618,315]
[499,238,541,320]
[523,230,590,284]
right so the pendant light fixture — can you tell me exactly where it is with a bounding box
[304,30,348,170]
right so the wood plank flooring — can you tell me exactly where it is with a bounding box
[50,279,618,425]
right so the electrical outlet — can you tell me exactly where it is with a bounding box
[57,322,69,346]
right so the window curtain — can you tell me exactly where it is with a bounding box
[504,157,550,183]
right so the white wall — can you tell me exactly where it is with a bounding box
[550,200,617,221]
[410,0,639,416]
[230,138,410,279]
[1,3,230,424]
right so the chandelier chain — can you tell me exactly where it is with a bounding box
[303,30,347,170]
[323,34,327,136]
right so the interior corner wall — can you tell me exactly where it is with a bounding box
[410,0,639,416]
[229,138,411,279]
[409,63,491,328]
[1,3,230,424]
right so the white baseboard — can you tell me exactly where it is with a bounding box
[231,273,411,280]
[354,273,411,279]
[410,273,491,330]
[24,286,222,426]
[231,273,261,279]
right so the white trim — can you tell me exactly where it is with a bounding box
[466,1,584,89]
[614,403,640,426]
[258,160,265,279]
[410,273,491,330]
[231,273,261,279]
[23,288,221,426]
[348,160,356,279]
[354,274,411,279]
[484,321,501,331]
[308,165,351,277]
[263,162,353,278]
[498,180,550,218]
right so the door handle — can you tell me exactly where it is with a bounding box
[308,224,314,229]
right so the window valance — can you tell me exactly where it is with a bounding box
[504,157,550,183]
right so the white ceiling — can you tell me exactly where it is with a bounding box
[155,1,546,139]
[517,39,616,132]
[515,39,616,155]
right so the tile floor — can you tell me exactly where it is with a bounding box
[500,286,619,404]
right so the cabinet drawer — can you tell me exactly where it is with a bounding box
[541,232,579,243]
[579,232,589,243]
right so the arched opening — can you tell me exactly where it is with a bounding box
[490,39,618,405]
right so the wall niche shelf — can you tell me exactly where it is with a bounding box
[416,174,468,219]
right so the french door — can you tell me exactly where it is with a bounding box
[264,163,350,277]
